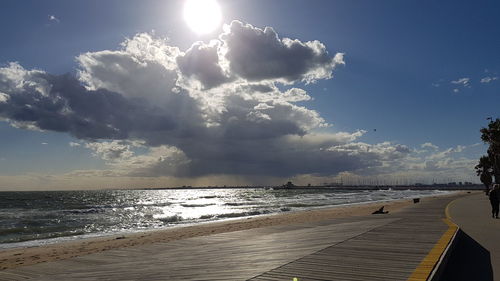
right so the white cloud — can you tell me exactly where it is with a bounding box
[450,77,472,93]
[41,142,48,145]
[110,145,191,177]
[451,77,470,87]
[327,142,410,160]
[337,143,480,183]
[480,76,498,83]
[333,53,345,66]
[76,35,181,102]
[81,141,190,177]
[282,88,312,102]
[254,103,274,110]
[69,142,81,147]
[246,110,271,123]
[85,141,134,161]
[282,132,361,149]
[421,142,439,150]
[0,92,9,103]
[48,15,60,23]
[427,145,468,160]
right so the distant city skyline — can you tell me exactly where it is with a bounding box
[0,0,499,190]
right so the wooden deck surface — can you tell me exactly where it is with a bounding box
[0,194,464,281]
[251,195,459,281]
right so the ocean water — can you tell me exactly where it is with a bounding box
[0,188,451,249]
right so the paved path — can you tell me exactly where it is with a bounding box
[447,192,499,281]
[0,194,463,281]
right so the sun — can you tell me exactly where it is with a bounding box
[183,0,222,34]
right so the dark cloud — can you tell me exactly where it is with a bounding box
[177,41,230,89]
[220,20,344,83]
[0,67,179,140]
[183,138,394,177]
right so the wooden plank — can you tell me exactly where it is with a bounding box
[249,195,461,281]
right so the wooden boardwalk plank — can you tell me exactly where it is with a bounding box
[249,195,461,281]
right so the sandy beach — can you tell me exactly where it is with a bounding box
[0,194,459,271]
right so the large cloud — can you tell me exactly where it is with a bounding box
[0,21,415,180]
[220,21,344,83]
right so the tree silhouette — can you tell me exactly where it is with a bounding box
[475,155,493,191]
[478,118,500,185]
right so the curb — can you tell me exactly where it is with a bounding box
[428,197,461,281]
[407,198,461,281]
[428,225,460,281]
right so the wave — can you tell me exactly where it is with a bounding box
[180,203,216,208]
[199,214,216,219]
[0,228,87,244]
[64,208,104,214]
[158,215,183,223]
[284,202,330,208]
[224,202,259,206]
[216,210,271,219]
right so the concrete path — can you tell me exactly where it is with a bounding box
[447,192,499,281]
[0,194,464,281]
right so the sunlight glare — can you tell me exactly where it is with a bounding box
[183,0,222,34]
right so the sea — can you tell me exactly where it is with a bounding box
[0,188,452,249]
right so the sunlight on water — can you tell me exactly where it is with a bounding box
[0,188,451,248]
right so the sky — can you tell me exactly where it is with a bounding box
[0,0,499,190]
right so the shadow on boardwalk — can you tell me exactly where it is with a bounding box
[438,230,493,281]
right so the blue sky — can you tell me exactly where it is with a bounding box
[0,0,498,190]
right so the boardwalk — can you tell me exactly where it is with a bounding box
[0,194,464,281]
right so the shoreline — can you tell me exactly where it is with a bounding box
[0,190,453,251]
[0,192,463,271]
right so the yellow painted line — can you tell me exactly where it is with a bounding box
[445,199,457,220]
[406,200,459,281]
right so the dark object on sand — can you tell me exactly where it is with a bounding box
[413,198,420,204]
[372,206,389,214]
